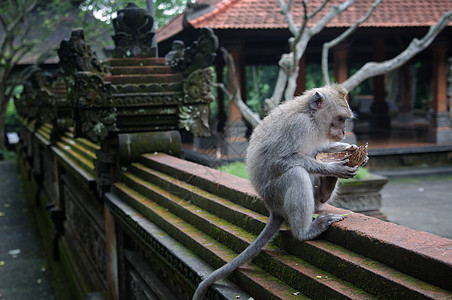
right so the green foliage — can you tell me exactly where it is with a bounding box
[216,161,249,179]
[217,161,369,182]
[80,0,194,28]
[245,65,279,116]
[305,64,334,90]
[6,100,18,131]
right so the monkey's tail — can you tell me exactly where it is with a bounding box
[192,213,284,300]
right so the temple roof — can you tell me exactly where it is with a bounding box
[157,0,452,42]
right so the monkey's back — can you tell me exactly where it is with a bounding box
[246,98,313,201]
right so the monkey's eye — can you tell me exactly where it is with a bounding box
[338,116,346,122]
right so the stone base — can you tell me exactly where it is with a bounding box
[331,173,388,219]
[427,127,452,143]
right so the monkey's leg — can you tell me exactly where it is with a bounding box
[281,167,343,241]
[318,176,338,203]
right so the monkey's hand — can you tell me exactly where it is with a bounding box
[327,159,359,179]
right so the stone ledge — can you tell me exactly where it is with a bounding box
[144,153,452,293]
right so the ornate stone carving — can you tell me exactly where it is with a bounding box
[183,67,215,104]
[179,104,210,137]
[73,72,117,142]
[178,67,215,136]
[165,27,218,77]
[112,2,156,58]
[20,69,53,123]
[58,28,105,76]
[164,28,218,137]
[64,184,107,284]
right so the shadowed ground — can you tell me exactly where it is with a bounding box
[0,160,55,299]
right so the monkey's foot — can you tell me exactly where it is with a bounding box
[316,213,345,226]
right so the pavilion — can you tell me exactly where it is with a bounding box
[157,0,452,148]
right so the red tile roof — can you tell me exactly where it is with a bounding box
[157,0,452,42]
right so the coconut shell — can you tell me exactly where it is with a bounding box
[316,143,368,167]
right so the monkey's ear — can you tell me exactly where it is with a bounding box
[309,92,325,112]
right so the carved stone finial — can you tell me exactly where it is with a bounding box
[179,67,215,137]
[73,72,117,142]
[20,69,53,122]
[58,28,105,75]
[166,28,218,77]
[112,2,156,58]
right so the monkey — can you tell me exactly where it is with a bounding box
[193,83,365,299]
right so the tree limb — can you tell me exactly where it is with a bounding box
[321,0,381,85]
[219,48,262,127]
[310,0,355,36]
[277,0,298,35]
[342,10,452,91]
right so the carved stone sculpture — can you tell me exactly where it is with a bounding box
[58,28,105,76]
[73,72,117,142]
[20,69,53,124]
[179,67,215,136]
[112,2,156,58]
[166,28,218,77]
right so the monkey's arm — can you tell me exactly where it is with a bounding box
[320,142,356,153]
[271,152,358,179]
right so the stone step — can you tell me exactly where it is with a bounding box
[106,57,166,67]
[134,153,452,297]
[110,66,172,75]
[126,160,451,299]
[65,129,101,154]
[55,139,95,175]
[128,163,268,236]
[60,135,97,161]
[138,153,268,215]
[120,165,375,298]
[112,182,305,299]
[104,73,183,85]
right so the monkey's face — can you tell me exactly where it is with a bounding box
[329,113,348,141]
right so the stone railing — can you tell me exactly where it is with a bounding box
[14,3,452,300]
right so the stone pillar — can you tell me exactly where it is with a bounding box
[370,38,391,131]
[427,42,452,143]
[295,53,306,96]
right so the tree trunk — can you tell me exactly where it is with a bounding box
[0,93,7,160]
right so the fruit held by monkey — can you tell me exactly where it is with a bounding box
[316,143,368,167]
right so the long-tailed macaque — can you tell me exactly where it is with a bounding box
[193,84,364,299]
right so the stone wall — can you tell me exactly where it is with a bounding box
[14,3,452,299]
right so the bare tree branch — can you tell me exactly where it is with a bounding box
[321,0,381,85]
[277,0,298,34]
[308,0,332,19]
[219,48,261,127]
[281,0,356,99]
[342,10,452,91]
[310,0,354,36]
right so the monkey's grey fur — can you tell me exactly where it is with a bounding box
[193,84,362,299]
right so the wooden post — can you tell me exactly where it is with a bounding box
[370,38,391,131]
[222,43,248,157]
[334,46,348,84]
[333,45,356,144]
[398,64,414,123]
[427,42,452,143]
[295,53,306,96]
